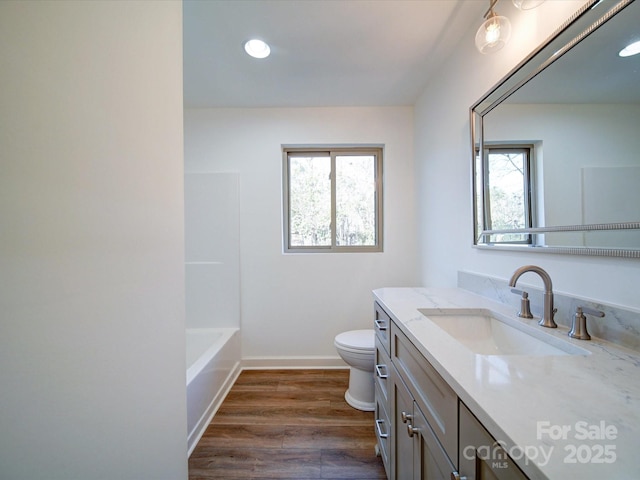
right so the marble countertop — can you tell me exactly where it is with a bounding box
[373,287,640,480]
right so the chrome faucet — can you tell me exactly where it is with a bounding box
[508,265,557,328]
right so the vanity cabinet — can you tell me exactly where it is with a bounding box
[374,301,391,352]
[374,301,529,480]
[390,363,456,479]
[374,302,392,475]
[391,322,458,461]
[375,334,391,473]
[459,403,527,480]
[374,301,458,480]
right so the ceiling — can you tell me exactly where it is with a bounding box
[183,0,484,108]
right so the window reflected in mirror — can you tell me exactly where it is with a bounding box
[476,146,533,244]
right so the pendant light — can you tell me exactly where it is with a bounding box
[475,0,512,54]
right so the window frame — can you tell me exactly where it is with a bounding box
[282,146,384,253]
[476,144,535,245]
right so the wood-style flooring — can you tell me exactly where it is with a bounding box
[189,369,386,479]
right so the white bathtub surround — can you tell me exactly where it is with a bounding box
[184,173,242,455]
[373,287,640,479]
[184,173,240,330]
[458,271,640,351]
[186,328,241,455]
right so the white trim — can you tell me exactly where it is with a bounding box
[241,356,347,369]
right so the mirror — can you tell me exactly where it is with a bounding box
[471,0,640,258]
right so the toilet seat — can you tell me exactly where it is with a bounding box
[334,330,374,353]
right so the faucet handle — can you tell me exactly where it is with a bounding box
[580,306,605,318]
[569,306,605,341]
[511,288,533,319]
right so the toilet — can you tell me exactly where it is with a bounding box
[334,329,375,411]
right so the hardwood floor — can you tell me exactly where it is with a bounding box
[189,369,387,479]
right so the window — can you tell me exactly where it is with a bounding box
[475,145,534,244]
[283,146,383,252]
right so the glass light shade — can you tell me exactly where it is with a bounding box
[244,39,270,59]
[512,0,545,10]
[475,15,512,54]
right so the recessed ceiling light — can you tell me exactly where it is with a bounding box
[244,39,270,59]
[619,40,640,58]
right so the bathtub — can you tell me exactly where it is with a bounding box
[186,327,241,455]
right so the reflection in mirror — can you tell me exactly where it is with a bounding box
[472,0,640,257]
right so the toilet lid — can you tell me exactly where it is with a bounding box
[334,329,374,351]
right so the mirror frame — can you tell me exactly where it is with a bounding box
[471,0,640,259]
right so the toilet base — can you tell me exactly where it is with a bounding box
[344,367,375,411]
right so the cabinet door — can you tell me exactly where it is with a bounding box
[391,323,457,461]
[412,403,456,480]
[391,368,414,480]
[459,403,528,480]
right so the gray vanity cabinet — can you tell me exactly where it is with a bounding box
[391,368,415,479]
[374,301,392,475]
[391,321,458,462]
[459,403,527,480]
[374,301,458,480]
[374,301,529,480]
[389,320,458,480]
[375,334,391,473]
[390,363,456,479]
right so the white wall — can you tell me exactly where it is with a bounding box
[415,0,640,311]
[0,2,187,479]
[184,107,419,362]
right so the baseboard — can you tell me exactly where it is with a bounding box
[241,355,348,370]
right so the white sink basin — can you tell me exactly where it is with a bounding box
[418,308,590,356]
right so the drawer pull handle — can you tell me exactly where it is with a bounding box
[401,411,413,424]
[375,364,388,379]
[375,419,389,439]
[374,319,387,331]
[407,423,420,437]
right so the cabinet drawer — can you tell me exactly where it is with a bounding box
[374,383,391,476]
[374,301,391,354]
[391,322,458,464]
[375,335,390,404]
